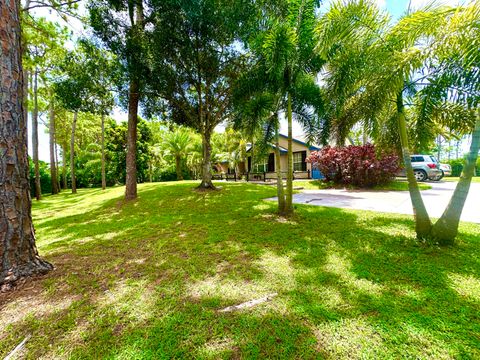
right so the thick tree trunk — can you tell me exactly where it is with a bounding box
[175,155,183,181]
[32,70,41,200]
[49,101,59,194]
[62,141,68,190]
[396,92,432,238]
[274,125,286,214]
[285,93,294,215]
[101,113,106,190]
[125,80,139,200]
[70,112,77,194]
[0,1,53,290]
[430,111,480,245]
[197,129,215,190]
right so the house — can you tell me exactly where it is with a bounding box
[216,134,321,180]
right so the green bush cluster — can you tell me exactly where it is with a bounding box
[443,158,480,177]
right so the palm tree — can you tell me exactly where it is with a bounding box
[233,0,324,216]
[162,127,193,181]
[319,1,480,244]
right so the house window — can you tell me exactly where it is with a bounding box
[254,159,268,173]
[293,151,307,171]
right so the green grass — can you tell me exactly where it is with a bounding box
[1,182,479,359]
[444,176,480,183]
[294,179,432,191]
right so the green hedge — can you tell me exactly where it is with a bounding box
[443,158,480,177]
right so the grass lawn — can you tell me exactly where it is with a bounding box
[294,179,432,191]
[444,176,480,183]
[1,182,479,359]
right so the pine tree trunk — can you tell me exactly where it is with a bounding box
[125,79,139,200]
[49,101,58,194]
[101,113,106,190]
[62,141,68,190]
[55,139,60,191]
[274,125,286,214]
[430,111,480,245]
[175,155,183,181]
[197,129,215,190]
[0,1,53,290]
[396,92,432,238]
[70,112,77,194]
[32,70,41,200]
[285,92,294,215]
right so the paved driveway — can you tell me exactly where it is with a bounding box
[268,181,480,223]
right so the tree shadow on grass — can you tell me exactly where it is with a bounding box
[1,183,479,359]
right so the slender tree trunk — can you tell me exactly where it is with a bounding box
[70,112,77,194]
[396,92,432,238]
[285,93,294,215]
[49,101,58,194]
[0,1,53,290]
[55,138,60,191]
[125,79,139,200]
[430,111,480,245]
[274,124,286,214]
[32,70,41,200]
[101,113,106,190]
[62,141,68,190]
[198,129,215,189]
[175,155,183,181]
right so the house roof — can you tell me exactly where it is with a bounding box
[278,134,321,151]
[246,143,288,154]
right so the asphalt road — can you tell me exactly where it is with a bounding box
[268,181,480,223]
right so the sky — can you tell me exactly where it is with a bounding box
[31,0,469,162]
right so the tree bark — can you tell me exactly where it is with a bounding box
[396,92,432,238]
[49,100,58,194]
[430,110,480,245]
[197,129,215,189]
[175,155,183,181]
[285,92,294,215]
[55,137,60,191]
[125,79,139,200]
[101,113,106,190]
[274,124,286,214]
[0,0,53,289]
[70,112,77,194]
[62,140,67,190]
[32,70,41,200]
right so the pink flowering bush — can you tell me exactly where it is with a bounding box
[306,144,400,187]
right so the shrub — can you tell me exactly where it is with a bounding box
[444,159,464,177]
[306,144,400,187]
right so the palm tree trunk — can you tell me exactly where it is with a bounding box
[32,69,41,200]
[70,112,78,194]
[274,125,286,214]
[285,92,294,215]
[396,92,432,238]
[198,129,215,189]
[49,100,59,194]
[175,155,183,181]
[430,110,480,245]
[0,1,52,289]
[55,138,60,192]
[101,113,106,190]
[125,79,139,200]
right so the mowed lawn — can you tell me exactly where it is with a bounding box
[1,182,479,359]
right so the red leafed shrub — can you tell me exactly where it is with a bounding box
[306,144,400,187]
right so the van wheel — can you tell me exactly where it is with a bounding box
[414,170,427,182]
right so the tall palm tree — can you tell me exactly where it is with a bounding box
[162,127,193,181]
[233,0,324,216]
[318,1,480,244]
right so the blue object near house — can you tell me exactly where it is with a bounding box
[311,169,324,180]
